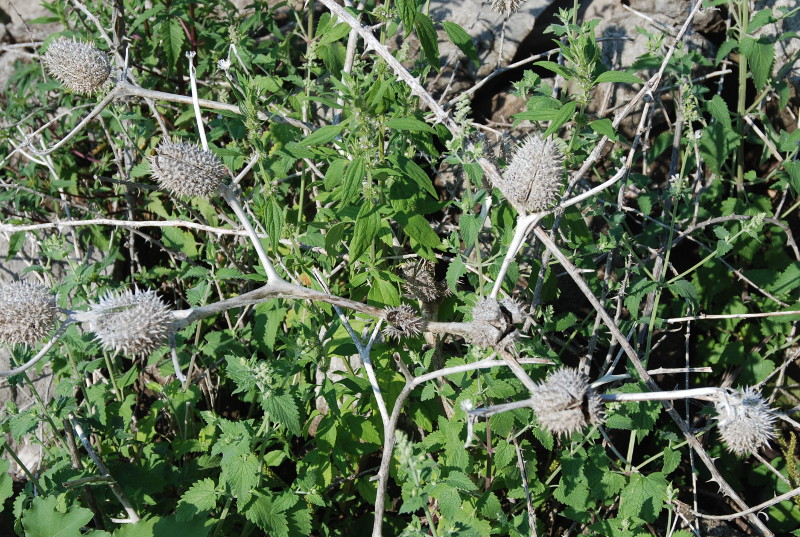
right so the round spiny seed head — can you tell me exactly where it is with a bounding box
[401,261,449,304]
[43,37,110,95]
[494,134,565,214]
[88,289,173,356]
[0,281,57,346]
[383,305,425,340]
[472,297,503,324]
[530,367,604,437]
[715,387,777,456]
[149,140,227,199]
[465,323,502,349]
[499,297,525,325]
[489,0,528,14]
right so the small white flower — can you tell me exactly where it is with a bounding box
[217,58,231,71]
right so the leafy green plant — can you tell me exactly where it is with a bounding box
[1,0,799,535]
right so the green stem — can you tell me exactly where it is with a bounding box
[209,496,234,537]
[103,352,124,401]
[735,0,749,194]
[3,442,42,491]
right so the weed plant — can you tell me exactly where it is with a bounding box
[0,0,799,536]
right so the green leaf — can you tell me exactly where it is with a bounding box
[594,70,644,85]
[442,21,479,67]
[414,12,440,70]
[114,515,211,536]
[747,8,777,33]
[784,160,800,195]
[161,227,197,257]
[254,302,287,351]
[22,495,93,537]
[588,118,618,141]
[349,203,380,261]
[176,478,218,521]
[390,154,437,198]
[705,94,732,131]
[543,101,576,138]
[262,393,301,436]
[396,0,417,35]
[769,262,800,296]
[161,19,185,69]
[668,278,699,309]
[386,117,436,134]
[220,446,260,502]
[445,256,466,292]
[533,60,576,80]
[9,410,39,442]
[0,459,13,508]
[5,231,24,260]
[619,472,669,522]
[244,491,290,537]
[299,124,343,148]
[403,213,442,248]
[624,278,658,318]
[740,36,775,89]
[340,156,366,206]
[662,447,680,474]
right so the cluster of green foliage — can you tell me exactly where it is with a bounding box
[1,0,800,535]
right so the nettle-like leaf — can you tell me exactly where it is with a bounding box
[618,472,669,522]
[21,495,93,537]
[176,478,218,520]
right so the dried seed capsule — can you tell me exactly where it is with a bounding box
[530,367,604,437]
[383,304,424,340]
[401,261,449,304]
[0,281,57,346]
[88,289,172,356]
[43,37,110,95]
[715,387,777,456]
[149,140,227,199]
[489,0,528,14]
[494,134,565,214]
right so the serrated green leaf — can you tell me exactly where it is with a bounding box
[442,21,479,67]
[396,0,417,35]
[349,203,379,261]
[176,478,218,520]
[446,256,466,292]
[22,495,93,537]
[299,124,343,147]
[669,278,698,308]
[414,12,439,70]
[220,446,259,501]
[769,262,800,296]
[340,156,366,206]
[588,118,618,141]
[8,410,38,443]
[740,36,774,89]
[262,393,301,436]
[161,227,197,257]
[594,70,643,85]
[447,470,478,491]
[784,160,800,195]
[747,8,777,33]
[543,101,576,138]
[619,472,669,522]
[0,459,13,509]
[706,94,732,131]
[161,18,185,69]
[386,117,436,134]
[403,213,441,248]
[624,278,659,318]
[662,447,680,474]
[390,154,437,198]
[533,60,576,79]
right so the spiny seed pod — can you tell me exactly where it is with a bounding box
[88,289,172,356]
[499,297,525,325]
[383,304,424,340]
[149,140,226,199]
[0,281,57,346]
[490,0,528,14]
[43,37,110,95]
[715,387,777,456]
[401,261,449,304]
[494,134,565,214]
[465,323,502,349]
[529,367,604,437]
[472,297,503,323]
